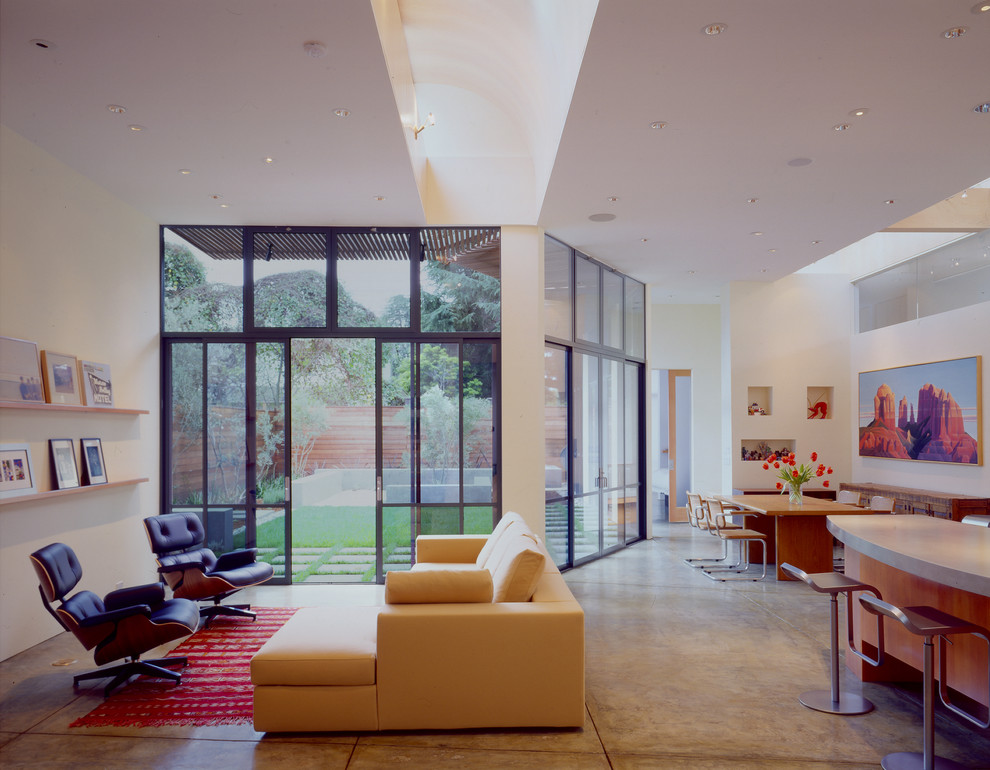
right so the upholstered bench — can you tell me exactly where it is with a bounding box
[252,605,383,732]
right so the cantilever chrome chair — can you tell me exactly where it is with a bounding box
[701,498,767,582]
[30,542,199,697]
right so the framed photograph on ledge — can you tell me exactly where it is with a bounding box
[0,443,37,499]
[80,438,108,485]
[0,336,45,403]
[41,351,81,405]
[49,438,80,489]
[79,361,114,408]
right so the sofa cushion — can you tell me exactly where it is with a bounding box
[251,606,380,687]
[491,537,545,602]
[474,511,524,568]
[385,569,493,604]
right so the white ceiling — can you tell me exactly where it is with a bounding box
[2,0,989,304]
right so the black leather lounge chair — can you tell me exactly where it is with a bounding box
[143,512,274,626]
[30,542,199,697]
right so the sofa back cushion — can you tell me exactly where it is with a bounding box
[385,568,494,604]
[474,511,524,568]
[491,537,545,602]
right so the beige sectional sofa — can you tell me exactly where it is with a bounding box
[250,512,585,732]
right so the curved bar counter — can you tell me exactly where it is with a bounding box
[827,515,990,708]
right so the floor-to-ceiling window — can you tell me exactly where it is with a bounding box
[162,226,501,584]
[544,235,646,569]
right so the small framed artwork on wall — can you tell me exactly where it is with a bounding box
[0,336,45,403]
[0,443,37,499]
[41,351,82,405]
[50,438,80,489]
[80,438,108,485]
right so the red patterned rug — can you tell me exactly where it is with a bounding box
[70,607,298,728]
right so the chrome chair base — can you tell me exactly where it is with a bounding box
[798,689,873,715]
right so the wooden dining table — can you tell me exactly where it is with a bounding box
[716,494,871,580]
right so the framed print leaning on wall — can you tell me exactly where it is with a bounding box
[0,336,45,403]
[0,444,37,499]
[41,351,81,405]
[859,356,981,465]
[79,361,114,407]
[80,438,108,485]
[50,438,80,489]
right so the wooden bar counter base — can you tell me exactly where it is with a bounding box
[828,514,990,710]
[718,495,868,580]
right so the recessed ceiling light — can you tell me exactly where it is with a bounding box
[649,121,668,129]
[943,26,968,38]
[589,213,616,222]
[107,104,126,114]
[128,124,146,132]
[811,240,822,245]
[849,107,869,117]
[760,268,768,273]
[210,194,223,200]
[641,238,649,242]
[219,203,229,208]
[884,199,895,205]
[607,196,618,202]
[833,123,850,131]
[751,231,764,236]
[768,249,777,253]
[178,169,193,175]
[787,157,813,167]
[29,39,55,49]
[973,2,990,13]
[687,270,696,275]
[264,157,275,164]
[974,102,990,114]
[303,41,327,58]
[746,198,758,204]
[373,195,386,201]
[703,23,727,35]
[334,108,351,118]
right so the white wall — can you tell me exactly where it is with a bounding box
[727,275,854,493]
[499,226,546,536]
[0,125,161,659]
[851,301,990,495]
[649,303,724,496]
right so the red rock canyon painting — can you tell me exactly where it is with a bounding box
[859,357,982,465]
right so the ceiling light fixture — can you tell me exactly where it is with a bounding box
[849,108,869,117]
[373,195,386,201]
[833,123,850,131]
[219,203,229,208]
[303,41,327,58]
[649,120,668,129]
[884,199,895,205]
[703,23,727,35]
[641,238,649,243]
[178,169,192,175]
[210,194,223,200]
[961,190,970,198]
[29,39,55,49]
[973,1,990,13]
[974,102,990,114]
[412,112,436,140]
[768,249,777,253]
[811,240,822,245]
[943,26,968,38]
[128,124,145,132]
[589,213,616,222]
[746,198,758,204]
[607,196,618,202]
[107,104,126,114]
[264,157,275,164]
[751,231,764,236]
[334,108,350,118]
[687,270,697,275]
[787,157,813,167]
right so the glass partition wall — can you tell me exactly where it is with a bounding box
[162,226,500,583]
[544,236,646,569]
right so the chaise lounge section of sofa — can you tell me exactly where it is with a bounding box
[251,512,585,732]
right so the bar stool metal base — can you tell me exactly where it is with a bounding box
[880,751,968,770]
[798,689,873,715]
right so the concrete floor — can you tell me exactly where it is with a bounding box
[2,523,989,768]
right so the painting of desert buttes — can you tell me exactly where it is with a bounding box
[859,357,981,465]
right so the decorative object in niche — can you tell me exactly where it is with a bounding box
[0,443,37,499]
[49,438,79,489]
[747,386,772,416]
[80,438,107,485]
[0,336,44,403]
[807,386,832,419]
[41,351,81,405]
[79,361,113,408]
[859,356,981,465]
[741,440,794,462]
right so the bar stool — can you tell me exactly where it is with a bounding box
[859,596,990,770]
[780,563,883,715]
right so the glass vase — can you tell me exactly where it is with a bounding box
[788,485,803,506]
